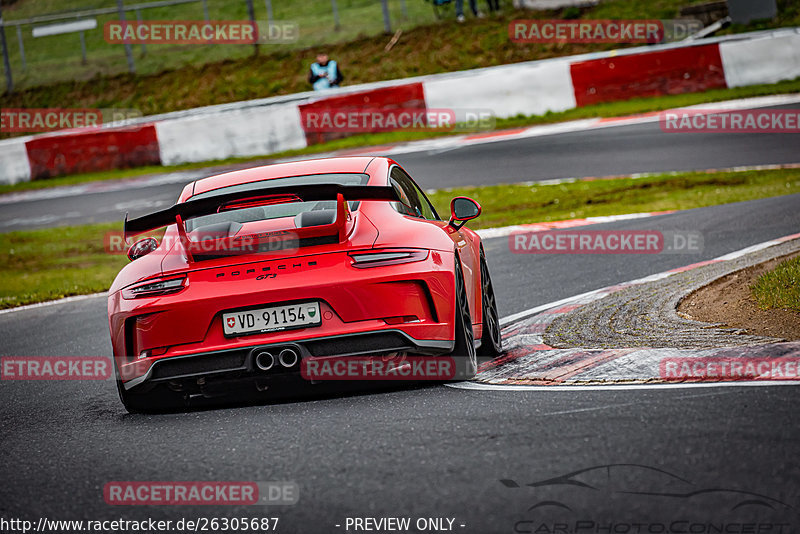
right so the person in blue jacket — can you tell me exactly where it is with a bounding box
[308,53,343,91]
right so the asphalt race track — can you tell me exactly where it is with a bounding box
[1,196,800,529]
[1,121,799,530]
[1,103,799,232]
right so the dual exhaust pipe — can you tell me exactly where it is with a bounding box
[255,348,299,371]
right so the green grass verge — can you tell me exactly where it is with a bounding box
[425,168,800,230]
[1,77,799,197]
[2,167,799,309]
[0,222,127,309]
[751,256,800,312]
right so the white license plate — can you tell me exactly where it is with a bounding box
[223,302,321,336]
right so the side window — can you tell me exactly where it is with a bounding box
[390,167,440,221]
[390,167,423,218]
[390,180,418,218]
[414,183,440,221]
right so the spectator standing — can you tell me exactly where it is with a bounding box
[455,0,481,22]
[485,0,500,13]
[308,53,343,91]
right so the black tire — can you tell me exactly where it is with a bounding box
[477,248,502,357]
[116,368,185,414]
[450,253,477,380]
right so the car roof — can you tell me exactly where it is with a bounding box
[189,156,381,198]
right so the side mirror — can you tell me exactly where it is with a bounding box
[449,197,481,229]
[127,237,158,261]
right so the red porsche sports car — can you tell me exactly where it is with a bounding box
[108,156,501,412]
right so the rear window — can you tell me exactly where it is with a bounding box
[185,173,369,233]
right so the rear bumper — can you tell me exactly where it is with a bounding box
[121,329,453,391]
[110,249,458,385]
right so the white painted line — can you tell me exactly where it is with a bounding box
[0,170,204,206]
[680,93,800,111]
[484,232,800,390]
[378,94,800,157]
[1,225,797,322]
[0,209,684,316]
[474,163,800,194]
[476,211,670,240]
[0,292,107,316]
[447,380,800,391]
[714,239,786,261]
[4,93,798,203]
[499,287,608,327]
[498,232,800,327]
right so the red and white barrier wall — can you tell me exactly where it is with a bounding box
[720,33,800,87]
[26,124,161,179]
[1,29,798,185]
[297,82,427,146]
[154,103,307,166]
[423,58,577,118]
[569,44,727,107]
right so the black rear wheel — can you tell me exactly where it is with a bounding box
[477,249,502,357]
[450,253,477,380]
[116,367,186,414]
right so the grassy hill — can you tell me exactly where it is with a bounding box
[0,0,797,116]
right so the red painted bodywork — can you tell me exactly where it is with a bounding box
[108,156,486,388]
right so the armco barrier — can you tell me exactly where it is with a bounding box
[570,44,727,107]
[25,125,160,180]
[0,28,797,185]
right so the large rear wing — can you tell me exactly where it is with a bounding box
[124,183,400,240]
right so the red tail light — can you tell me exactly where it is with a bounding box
[349,249,428,268]
[122,276,187,299]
